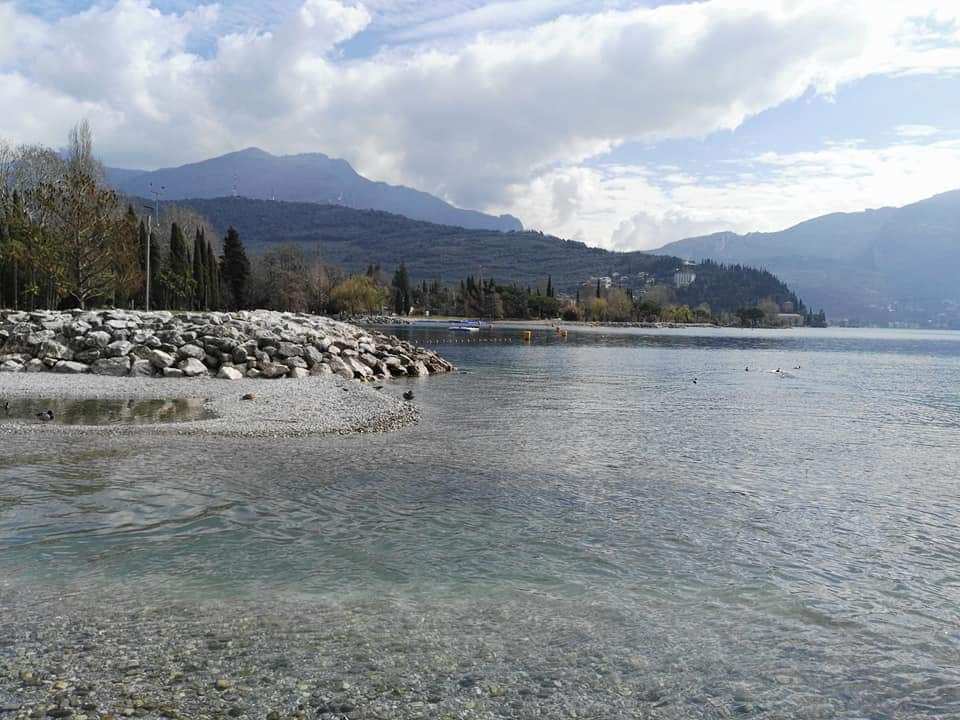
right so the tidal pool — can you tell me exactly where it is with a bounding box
[0,397,215,425]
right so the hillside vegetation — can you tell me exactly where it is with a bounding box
[171,197,807,316]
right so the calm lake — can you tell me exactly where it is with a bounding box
[2,325,960,718]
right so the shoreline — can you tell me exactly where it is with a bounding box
[0,372,419,437]
[0,309,456,437]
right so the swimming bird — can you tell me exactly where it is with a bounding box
[692,378,698,385]
[403,390,415,401]
[2,400,8,412]
[745,367,749,372]
[36,410,54,422]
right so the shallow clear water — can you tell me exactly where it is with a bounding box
[2,326,960,717]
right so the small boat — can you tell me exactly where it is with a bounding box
[448,320,481,333]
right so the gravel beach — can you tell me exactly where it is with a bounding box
[0,372,418,437]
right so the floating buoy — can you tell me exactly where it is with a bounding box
[522,330,532,342]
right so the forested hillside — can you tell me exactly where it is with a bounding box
[171,197,806,315]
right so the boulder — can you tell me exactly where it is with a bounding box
[130,359,154,377]
[177,358,207,377]
[74,349,102,364]
[217,366,243,380]
[92,357,131,376]
[162,367,184,378]
[105,340,132,358]
[86,330,111,348]
[39,339,73,360]
[53,361,89,374]
[326,356,354,380]
[259,362,289,379]
[277,342,303,358]
[0,360,23,373]
[25,358,46,373]
[310,363,333,376]
[149,349,175,369]
[288,367,309,380]
[346,356,373,379]
[303,345,324,367]
[407,360,430,377]
[178,344,205,360]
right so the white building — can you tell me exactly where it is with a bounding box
[673,263,697,288]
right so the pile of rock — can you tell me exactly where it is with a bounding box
[0,309,454,381]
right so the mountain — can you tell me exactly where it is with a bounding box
[655,190,960,326]
[107,148,522,232]
[166,196,803,315]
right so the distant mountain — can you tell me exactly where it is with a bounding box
[108,148,522,232]
[168,196,803,315]
[656,191,960,326]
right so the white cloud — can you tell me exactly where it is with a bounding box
[2,0,960,244]
[495,135,960,251]
[894,124,940,138]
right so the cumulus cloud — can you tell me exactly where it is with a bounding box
[2,0,960,246]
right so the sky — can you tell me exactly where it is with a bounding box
[2,0,960,250]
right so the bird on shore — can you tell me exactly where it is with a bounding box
[403,390,415,401]
[36,410,54,422]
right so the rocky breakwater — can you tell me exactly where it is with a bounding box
[0,309,453,381]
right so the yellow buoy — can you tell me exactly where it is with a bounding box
[522,330,532,342]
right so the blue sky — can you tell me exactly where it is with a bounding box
[3,0,960,249]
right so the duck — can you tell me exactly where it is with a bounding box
[36,410,54,422]
[402,390,415,401]
[692,378,698,385]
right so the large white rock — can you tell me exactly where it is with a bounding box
[53,360,89,374]
[217,366,243,380]
[177,358,208,377]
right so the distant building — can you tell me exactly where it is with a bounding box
[673,263,697,288]
[777,313,804,327]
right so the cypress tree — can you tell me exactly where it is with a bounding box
[596,279,601,299]
[221,226,250,309]
[205,237,220,309]
[192,227,207,309]
[149,230,163,309]
[392,262,411,315]
[168,223,191,308]
[546,275,553,298]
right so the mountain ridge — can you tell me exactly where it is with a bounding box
[655,190,960,326]
[162,196,805,316]
[108,147,523,233]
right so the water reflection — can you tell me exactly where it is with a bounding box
[0,397,214,425]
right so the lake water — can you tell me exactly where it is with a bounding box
[2,325,960,718]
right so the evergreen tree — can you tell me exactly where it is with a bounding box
[221,226,250,309]
[205,237,220,309]
[192,227,207,309]
[391,262,411,315]
[546,275,553,298]
[596,279,601,299]
[149,230,163,309]
[166,222,192,308]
